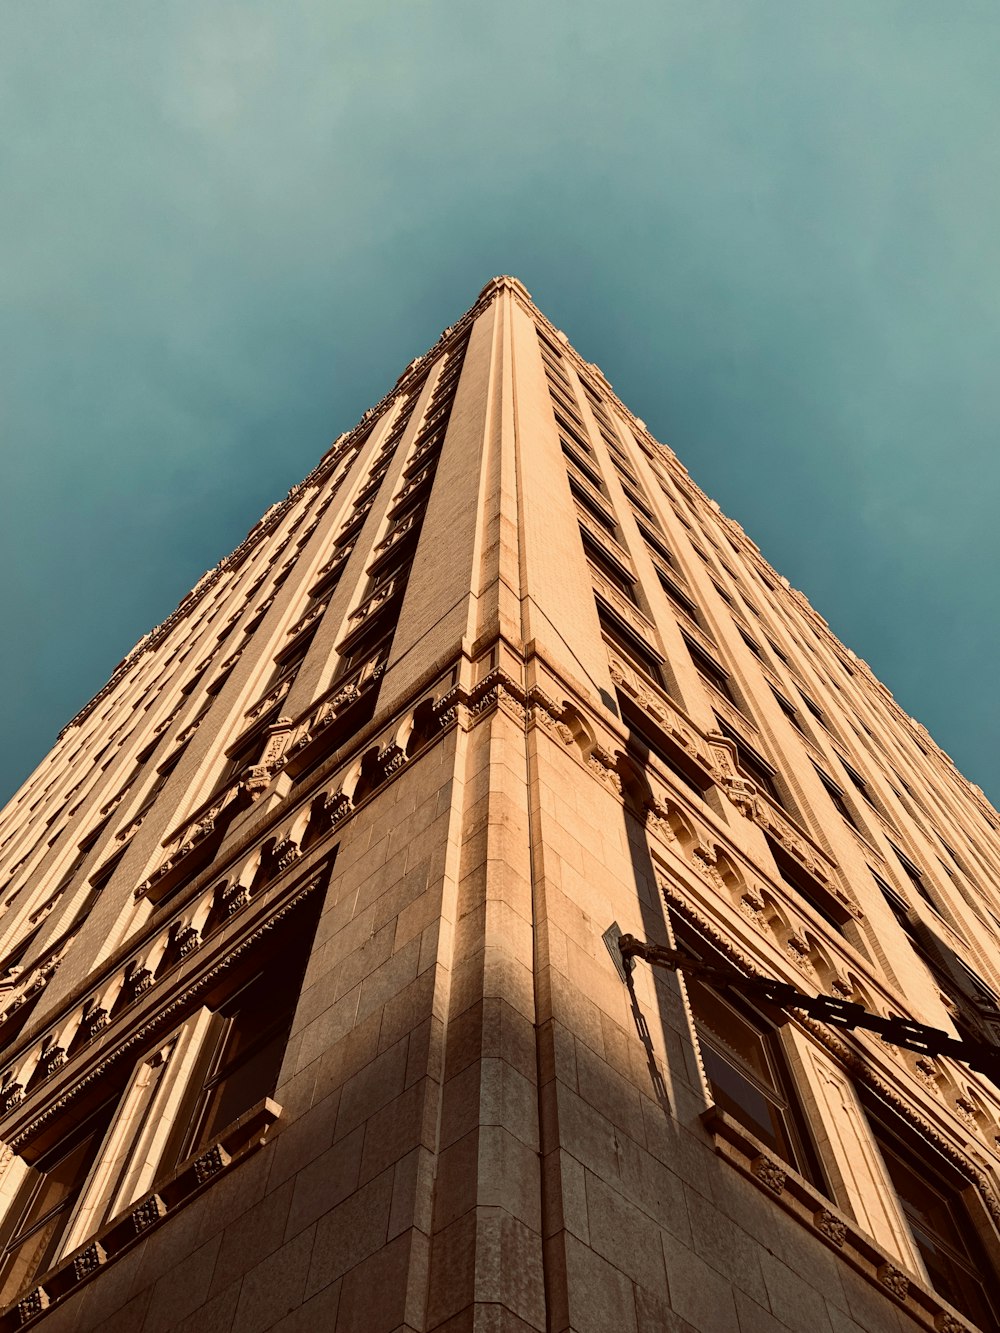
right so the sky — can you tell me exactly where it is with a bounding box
[2,1,999,808]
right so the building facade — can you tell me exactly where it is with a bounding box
[0,276,998,1332]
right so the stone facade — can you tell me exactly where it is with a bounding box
[0,277,998,1331]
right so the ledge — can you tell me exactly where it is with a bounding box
[2,1098,281,1330]
[702,1105,977,1333]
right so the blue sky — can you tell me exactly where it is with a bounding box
[2,1,998,805]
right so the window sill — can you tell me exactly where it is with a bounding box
[701,1105,976,1333]
[2,1098,281,1330]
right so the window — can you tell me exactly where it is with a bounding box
[167,941,311,1167]
[798,692,827,726]
[636,523,675,569]
[617,693,710,802]
[677,922,827,1190]
[656,570,701,624]
[839,758,874,807]
[814,766,862,832]
[864,1100,1000,1329]
[0,1095,121,1305]
[738,629,764,660]
[562,444,606,493]
[597,605,665,689]
[569,477,618,538]
[889,845,940,913]
[767,839,846,935]
[0,889,324,1305]
[582,532,639,604]
[953,959,1000,1014]
[769,687,804,734]
[715,718,787,810]
[684,635,738,706]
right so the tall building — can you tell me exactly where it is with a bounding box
[0,275,999,1333]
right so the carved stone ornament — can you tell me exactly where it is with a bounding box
[222,883,251,918]
[130,967,153,999]
[813,1209,847,1247]
[193,1144,231,1184]
[750,1154,786,1196]
[84,1006,109,1040]
[378,743,406,776]
[785,931,811,963]
[131,1194,167,1234]
[692,845,725,891]
[176,926,201,957]
[17,1288,49,1324]
[243,765,272,802]
[324,792,353,824]
[274,839,301,872]
[746,890,768,922]
[935,1312,970,1333]
[876,1263,909,1300]
[42,1045,66,1077]
[1,1082,23,1113]
[644,800,677,841]
[953,1095,981,1128]
[71,1240,107,1280]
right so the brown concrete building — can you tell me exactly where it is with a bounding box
[0,276,999,1333]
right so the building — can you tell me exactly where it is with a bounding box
[0,275,998,1333]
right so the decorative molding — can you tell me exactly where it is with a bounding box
[70,1242,105,1281]
[750,1153,786,1196]
[813,1209,847,1247]
[665,890,1000,1224]
[877,1263,909,1300]
[16,1289,47,1325]
[193,1143,230,1184]
[132,1194,168,1234]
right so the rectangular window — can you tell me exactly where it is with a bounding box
[715,718,786,809]
[684,635,738,706]
[582,532,639,604]
[676,921,827,1191]
[617,694,710,802]
[738,629,765,661]
[769,687,805,734]
[767,839,845,934]
[0,1096,121,1306]
[569,477,619,538]
[657,571,702,625]
[864,1099,1000,1329]
[814,765,862,832]
[598,605,665,689]
[889,844,940,913]
[839,758,874,806]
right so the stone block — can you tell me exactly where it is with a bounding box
[334,1035,408,1139]
[175,1282,241,1333]
[336,1231,416,1333]
[574,1041,646,1145]
[360,1079,436,1183]
[662,1239,741,1333]
[584,1170,669,1294]
[758,1251,835,1333]
[357,935,423,1025]
[210,1177,294,1296]
[733,1288,790,1333]
[267,1087,342,1191]
[142,1234,223,1333]
[284,1125,364,1240]
[684,1181,766,1305]
[305,1167,393,1298]
[231,1225,316,1333]
[562,1232,638,1333]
